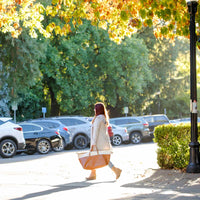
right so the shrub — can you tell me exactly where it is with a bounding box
[154,123,200,170]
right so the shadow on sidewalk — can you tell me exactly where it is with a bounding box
[10,180,115,200]
[116,169,200,200]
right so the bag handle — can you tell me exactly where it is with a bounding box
[89,146,99,156]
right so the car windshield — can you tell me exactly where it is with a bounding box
[143,117,153,122]
[110,118,140,125]
[154,116,169,122]
[32,121,60,128]
[57,118,86,126]
[0,118,14,125]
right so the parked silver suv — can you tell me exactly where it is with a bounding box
[0,117,25,158]
[139,114,170,136]
[109,117,151,144]
[50,116,91,149]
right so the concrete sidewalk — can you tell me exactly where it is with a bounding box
[0,142,199,200]
[55,166,200,200]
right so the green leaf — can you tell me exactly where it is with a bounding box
[161,27,168,35]
[139,9,146,19]
[146,19,153,27]
[120,11,129,21]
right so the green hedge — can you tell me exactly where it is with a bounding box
[154,124,200,170]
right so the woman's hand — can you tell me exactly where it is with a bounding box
[90,145,97,151]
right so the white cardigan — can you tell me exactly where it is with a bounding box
[91,115,112,151]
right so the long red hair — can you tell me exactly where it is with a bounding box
[92,102,109,125]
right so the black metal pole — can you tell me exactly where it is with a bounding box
[186,0,200,173]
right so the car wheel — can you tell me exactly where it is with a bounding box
[37,139,51,154]
[130,132,142,144]
[53,138,65,152]
[112,135,122,146]
[74,135,88,149]
[0,139,17,158]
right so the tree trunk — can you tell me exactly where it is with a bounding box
[48,80,60,117]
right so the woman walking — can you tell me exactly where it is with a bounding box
[86,102,122,180]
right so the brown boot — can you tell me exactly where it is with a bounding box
[86,170,96,180]
[112,166,122,180]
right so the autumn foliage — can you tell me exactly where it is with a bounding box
[0,0,49,38]
[0,0,196,41]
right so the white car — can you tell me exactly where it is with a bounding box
[111,124,129,146]
[0,118,25,158]
[50,116,91,149]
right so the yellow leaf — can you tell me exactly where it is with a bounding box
[54,25,61,35]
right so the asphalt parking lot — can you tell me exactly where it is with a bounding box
[0,142,199,200]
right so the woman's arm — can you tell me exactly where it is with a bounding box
[91,117,101,147]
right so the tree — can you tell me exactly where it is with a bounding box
[1,0,195,119]
[137,36,200,118]
[39,20,100,116]
[36,19,152,117]
[17,89,43,121]
[0,0,192,41]
[0,31,46,103]
[105,35,152,117]
[0,80,10,117]
[159,38,200,118]
[133,27,178,115]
